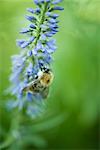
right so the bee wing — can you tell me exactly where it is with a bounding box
[22,79,39,93]
[40,87,49,99]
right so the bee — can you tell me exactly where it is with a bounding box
[22,67,54,99]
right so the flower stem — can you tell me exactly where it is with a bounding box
[33,2,48,47]
[0,111,21,149]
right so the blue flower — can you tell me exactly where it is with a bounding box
[27,7,41,14]
[27,8,35,14]
[20,28,31,34]
[29,24,36,29]
[16,39,26,47]
[52,0,63,4]
[52,6,64,11]
[9,0,64,116]
[34,0,40,5]
[26,15,37,22]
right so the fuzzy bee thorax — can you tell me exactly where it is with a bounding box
[40,72,54,87]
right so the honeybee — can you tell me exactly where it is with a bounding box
[22,67,54,99]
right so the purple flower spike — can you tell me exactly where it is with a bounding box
[9,0,64,117]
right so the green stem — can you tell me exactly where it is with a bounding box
[33,2,48,47]
[0,111,21,149]
[30,3,48,65]
[0,136,15,149]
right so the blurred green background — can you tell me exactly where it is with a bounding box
[0,0,99,149]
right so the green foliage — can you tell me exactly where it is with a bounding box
[0,0,99,149]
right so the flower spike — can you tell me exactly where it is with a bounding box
[9,0,64,116]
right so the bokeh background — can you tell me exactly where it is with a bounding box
[0,0,99,149]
